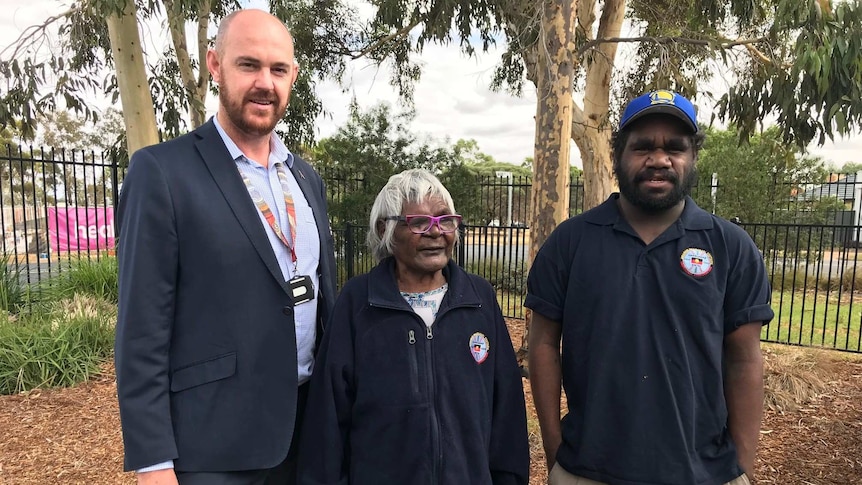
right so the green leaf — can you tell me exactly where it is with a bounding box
[834,110,847,134]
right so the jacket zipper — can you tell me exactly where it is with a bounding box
[407,329,419,395]
[424,324,442,485]
[370,299,481,484]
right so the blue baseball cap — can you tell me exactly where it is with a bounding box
[618,90,698,133]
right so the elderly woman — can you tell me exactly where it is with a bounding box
[298,169,529,485]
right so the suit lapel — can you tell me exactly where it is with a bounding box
[193,122,290,295]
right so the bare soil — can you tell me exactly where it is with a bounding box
[0,320,860,484]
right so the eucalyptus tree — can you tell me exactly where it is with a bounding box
[345,0,862,267]
[309,102,462,225]
[0,0,362,154]
[694,125,832,224]
[352,0,862,365]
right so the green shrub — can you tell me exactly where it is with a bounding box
[769,265,818,293]
[0,253,28,313]
[838,266,862,293]
[465,257,527,294]
[0,294,116,395]
[41,256,118,304]
[336,252,376,287]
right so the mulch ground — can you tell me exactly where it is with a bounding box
[1,320,860,485]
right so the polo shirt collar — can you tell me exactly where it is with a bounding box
[583,193,713,230]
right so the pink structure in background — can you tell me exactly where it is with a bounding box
[47,207,116,252]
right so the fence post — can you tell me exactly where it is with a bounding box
[455,225,466,268]
[111,156,120,237]
[345,223,354,280]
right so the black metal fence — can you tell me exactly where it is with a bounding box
[3,145,862,352]
[1,146,123,291]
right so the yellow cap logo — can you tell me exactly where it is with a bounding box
[650,90,675,105]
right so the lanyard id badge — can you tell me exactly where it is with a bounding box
[288,275,315,305]
[238,163,299,266]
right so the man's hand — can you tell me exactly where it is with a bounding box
[137,469,179,485]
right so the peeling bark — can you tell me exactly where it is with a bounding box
[519,0,577,373]
[105,0,158,156]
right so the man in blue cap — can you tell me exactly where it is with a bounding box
[526,90,774,485]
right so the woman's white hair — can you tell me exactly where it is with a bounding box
[367,169,458,262]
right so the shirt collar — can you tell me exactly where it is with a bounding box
[211,115,294,168]
[584,193,713,230]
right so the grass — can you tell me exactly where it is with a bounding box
[496,288,862,353]
[0,294,116,394]
[39,256,119,304]
[765,290,862,352]
[497,290,526,319]
[0,255,120,395]
[762,344,829,412]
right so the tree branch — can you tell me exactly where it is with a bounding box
[350,20,421,60]
[0,8,77,60]
[577,35,784,66]
[571,101,587,140]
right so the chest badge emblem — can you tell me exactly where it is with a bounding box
[469,332,490,364]
[680,247,714,277]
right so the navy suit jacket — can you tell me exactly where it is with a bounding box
[115,120,337,472]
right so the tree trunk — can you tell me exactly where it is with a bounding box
[519,0,577,374]
[575,128,615,209]
[163,0,211,128]
[194,0,212,126]
[573,0,625,211]
[105,0,158,156]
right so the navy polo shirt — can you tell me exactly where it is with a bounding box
[525,194,773,485]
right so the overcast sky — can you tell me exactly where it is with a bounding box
[3,0,860,168]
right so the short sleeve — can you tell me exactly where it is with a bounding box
[724,231,774,332]
[524,223,575,322]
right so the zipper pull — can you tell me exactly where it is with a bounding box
[408,329,416,344]
[426,326,433,340]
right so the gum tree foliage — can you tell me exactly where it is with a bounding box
[356,0,862,363]
[694,125,833,224]
[694,125,848,259]
[0,0,366,154]
[33,110,127,205]
[308,103,464,226]
[308,104,520,228]
[360,0,862,232]
[487,0,862,209]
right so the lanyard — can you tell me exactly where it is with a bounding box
[238,162,298,270]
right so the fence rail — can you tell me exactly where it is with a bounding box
[3,146,862,352]
[1,146,123,297]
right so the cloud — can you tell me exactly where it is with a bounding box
[808,137,862,166]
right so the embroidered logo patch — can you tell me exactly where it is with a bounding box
[680,247,714,277]
[469,332,490,364]
[650,89,676,105]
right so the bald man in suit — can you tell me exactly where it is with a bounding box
[115,9,337,485]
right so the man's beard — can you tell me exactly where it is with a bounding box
[615,163,697,213]
[219,82,286,137]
